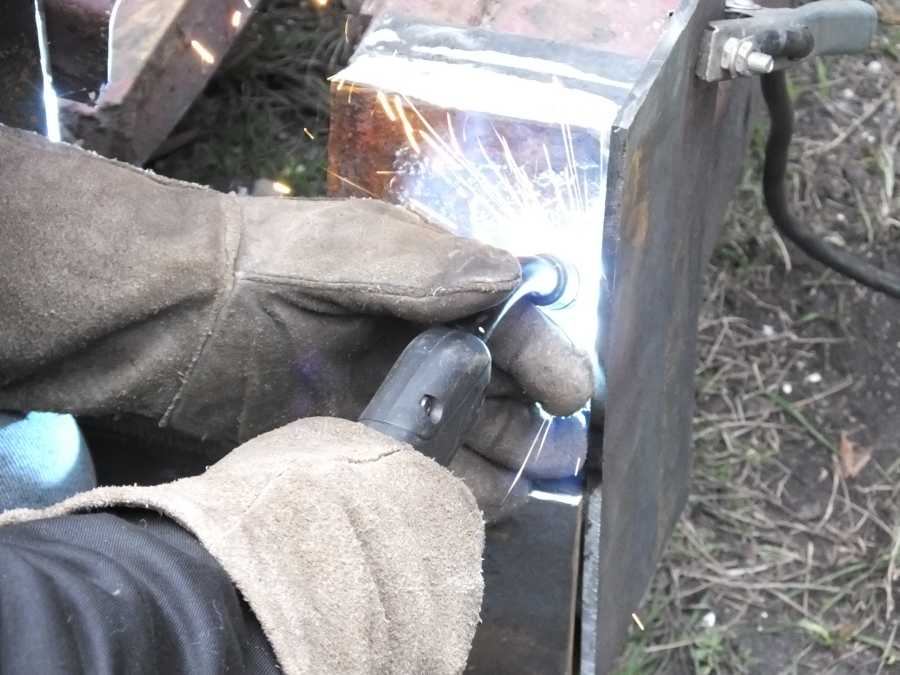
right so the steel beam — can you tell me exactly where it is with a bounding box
[54,0,261,164]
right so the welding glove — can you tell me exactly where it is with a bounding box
[0,416,485,675]
[0,125,593,517]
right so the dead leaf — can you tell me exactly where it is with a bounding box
[834,623,857,643]
[839,432,873,480]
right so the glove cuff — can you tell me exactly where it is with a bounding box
[0,418,485,675]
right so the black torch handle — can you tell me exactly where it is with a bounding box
[360,254,570,465]
[359,327,491,466]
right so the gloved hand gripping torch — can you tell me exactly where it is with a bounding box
[360,255,574,466]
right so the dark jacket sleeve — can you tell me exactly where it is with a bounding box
[0,509,280,675]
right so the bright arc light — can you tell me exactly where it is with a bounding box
[528,489,583,506]
[231,10,242,28]
[34,0,61,142]
[190,40,215,64]
[272,181,292,195]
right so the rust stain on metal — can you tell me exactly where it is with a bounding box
[621,147,650,248]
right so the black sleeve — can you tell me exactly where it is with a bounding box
[0,509,281,675]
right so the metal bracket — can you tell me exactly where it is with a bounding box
[697,0,877,82]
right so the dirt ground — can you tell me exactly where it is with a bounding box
[153,2,900,673]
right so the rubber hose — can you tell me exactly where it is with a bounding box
[761,70,900,299]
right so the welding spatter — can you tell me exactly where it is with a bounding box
[359,254,575,466]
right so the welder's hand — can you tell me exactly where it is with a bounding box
[0,417,485,674]
[450,300,592,522]
[0,125,593,516]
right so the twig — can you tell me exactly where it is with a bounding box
[770,227,793,271]
[644,637,698,654]
[815,459,840,531]
[804,85,896,158]
[767,393,837,456]
[875,622,899,675]
[793,376,854,409]
[886,525,900,620]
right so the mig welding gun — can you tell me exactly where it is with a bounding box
[360,254,575,466]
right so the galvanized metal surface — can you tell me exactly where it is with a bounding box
[589,1,754,670]
[697,0,877,81]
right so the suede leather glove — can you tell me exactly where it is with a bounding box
[0,417,484,675]
[0,125,593,518]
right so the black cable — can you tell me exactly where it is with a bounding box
[760,70,900,299]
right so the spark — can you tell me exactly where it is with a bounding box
[401,98,514,223]
[344,15,350,42]
[272,181,292,195]
[335,79,346,91]
[230,10,242,27]
[372,93,599,288]
[502,417,552,503]
[375,170,397,175]
[392,95,420,154]
[326,169,377,198]
[303,127,316,140]
[375,91,396,121]
[446,113,465,158]
[533,409,553,463]
[631,613,645,631]
[190,40,215,64]
[33,0,61,142]
[346,83,355,103]
[574,456,582,476]
[406,199,458,232]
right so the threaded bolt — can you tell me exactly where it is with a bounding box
[746,51,775,74]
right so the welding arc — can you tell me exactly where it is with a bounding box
[761,71,900,299]
[480,255,570,342]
